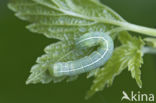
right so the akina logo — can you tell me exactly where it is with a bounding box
[121,91,155,102]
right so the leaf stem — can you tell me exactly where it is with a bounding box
[34,0,156,37]
[51,5,156,37]
[96,19,156,37]
[118,22,156,37]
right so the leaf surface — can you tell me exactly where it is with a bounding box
[86,33,144,98]
[8,0,145,96]
[8,0,128,84]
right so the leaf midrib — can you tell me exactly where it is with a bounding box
[33,0,126,27]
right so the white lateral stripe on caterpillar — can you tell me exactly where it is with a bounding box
[49,32,114,77]
[59,37,108,72]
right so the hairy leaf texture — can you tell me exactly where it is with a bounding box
[8,0,145,98]
[86,33,144,98]
[8,0,129,84]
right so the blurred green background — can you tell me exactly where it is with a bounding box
[0,0,156,103]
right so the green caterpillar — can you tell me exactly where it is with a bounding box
[49,32,114,77]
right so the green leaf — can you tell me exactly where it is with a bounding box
[119,33,144,88]
[8,0,127,40]
[144,38,156,48]
[8,0,147,87]
[9,0,129,84]
[86,45,130,98]
[26,40,93,84]
[86,33,144,98]
[128,51,143,88]
[119,32,144,88]
[26,64,52,84]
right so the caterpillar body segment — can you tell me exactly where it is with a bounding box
[50,32,114,77]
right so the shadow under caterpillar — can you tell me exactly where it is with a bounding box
[48,32,114,77]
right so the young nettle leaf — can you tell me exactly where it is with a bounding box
[26,63,52,84]
[119,33,144,88]
[8,0,156,99]
[8,0,126,84]
[86,45,131,98]
[128,51,143,88]
[86,33,144,98]
[26,40,93,84]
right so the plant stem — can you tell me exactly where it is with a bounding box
[62,8,156,37]
[119,22,156,37]
[97,19,156,37]
[142,46,156,54]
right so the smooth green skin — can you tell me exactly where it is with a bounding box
[0,0,156,103]
[50,32,114,77]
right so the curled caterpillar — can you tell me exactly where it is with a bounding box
[49,32,114,77]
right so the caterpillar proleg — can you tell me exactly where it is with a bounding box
[49,32,114,77]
